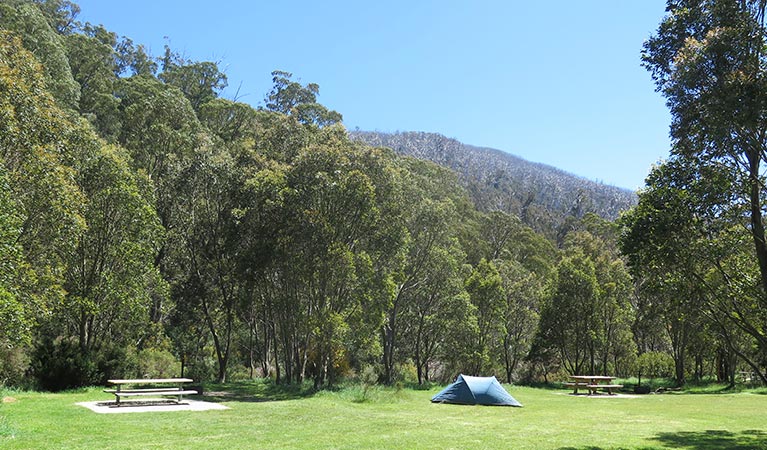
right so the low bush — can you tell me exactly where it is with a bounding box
[135,348,180,379]
[32,337,97,391]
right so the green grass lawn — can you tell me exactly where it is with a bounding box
[2,381,766,449]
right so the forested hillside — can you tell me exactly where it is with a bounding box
[2,0,766,392]
[351,131,637,240]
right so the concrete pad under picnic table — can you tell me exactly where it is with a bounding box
[77,398,229,414]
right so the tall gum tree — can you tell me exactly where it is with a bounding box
[0,30,87,314]
[644,0,767,297]
[642,0,767,382]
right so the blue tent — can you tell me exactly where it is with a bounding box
[431,374,522,406]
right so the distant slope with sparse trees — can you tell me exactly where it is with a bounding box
[350,130,637,240]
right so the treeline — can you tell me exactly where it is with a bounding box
[0,0,765,391]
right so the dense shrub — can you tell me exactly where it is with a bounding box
[32,338,137,390]
[135,348,180,378]
[32,337,97,391]
[636,351,674,384]
[94,343,136,385]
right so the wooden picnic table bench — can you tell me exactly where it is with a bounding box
[105,378,197,406]
[562,381,590,393]
[566,375,623,395]
[586,383,623,395]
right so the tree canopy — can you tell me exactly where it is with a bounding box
[4,0,767,390]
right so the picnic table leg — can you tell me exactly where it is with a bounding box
[116,385,121,406]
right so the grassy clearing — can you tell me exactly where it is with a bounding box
[2,381,766,449]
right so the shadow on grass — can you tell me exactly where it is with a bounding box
[556,430,767,450]
[679,384,767,395]
[199,379,316,403]
[649,429,767,449]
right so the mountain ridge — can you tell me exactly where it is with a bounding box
[350,130,637,238]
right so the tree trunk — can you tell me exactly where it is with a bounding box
[748,154,767,297]
[272,322,280,383]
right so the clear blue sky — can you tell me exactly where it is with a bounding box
[75,0,671,191]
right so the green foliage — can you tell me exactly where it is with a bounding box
[59,144,163,353]
[464,259,505,374]
[32,337,97,391]
[0,1,80,108]
[0,166,30,348]
[115,75,202,179]
[64,31,121,138]
[0,289,28,346]
[637,351,675,381]
[0,29,90,334]
[31,336,139,391]
[160,59,228,111]
[4,0,728,393]
[135,348,180,379]
[536,252,599,375]
[33,0,81,35]
[92,342,136,385]
[496,259,543,383]
[264,70,342,127]
[198,98,259,142]
[639,0,767,384]
[534,218,636,379]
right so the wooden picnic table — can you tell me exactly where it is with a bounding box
[105,378,197,406]
[564,375,623,395]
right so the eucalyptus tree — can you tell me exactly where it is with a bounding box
[32,0,80,35]
[63,28,121,139]
[0,165,29,348]
[0,1,80,108]
[399,242,473,384]
[620,160,702,385]
[62,144,162,353]
[264,70,342,127]
[114,75,201,266]
[234,122,405,386]
[563,226,635,377]
[644,1,767,358]
[279,136,402,386]
[198,98,260,143]
[230,152,287,381]
[1,29,165,385]
[464,259,505,374]
[619,157,762,383]
[643,2,767,281]
[496,259,543,383]
[160,58,228,112]
[473,210,556,381]
[537,218,635,377]
[170,142,242,382]
[0,30,87,317]
[115,75,202,184]
[379,158,468,384]
[536,252,598,375]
